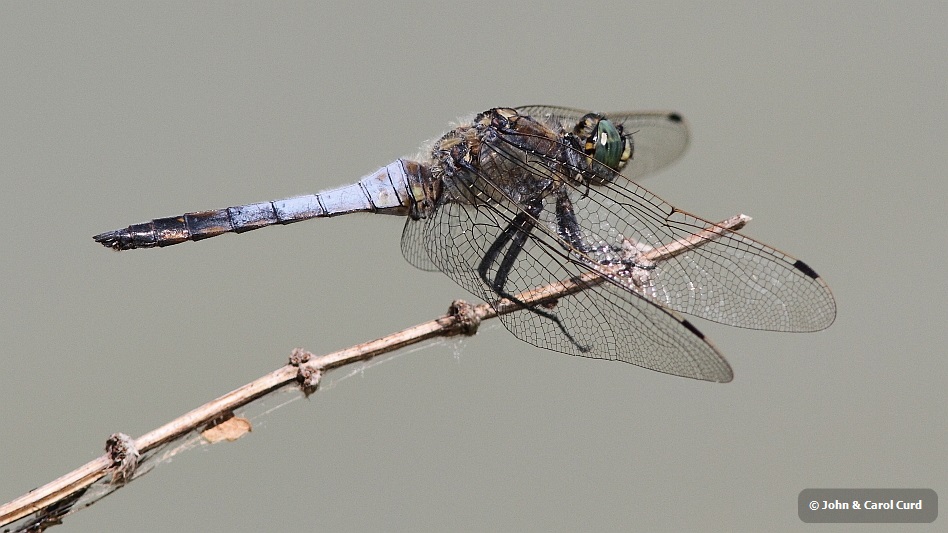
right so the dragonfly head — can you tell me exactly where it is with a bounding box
[572,113,633,185]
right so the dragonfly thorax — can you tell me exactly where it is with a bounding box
[427,109,553,207]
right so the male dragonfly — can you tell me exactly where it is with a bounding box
[95,106,836,382]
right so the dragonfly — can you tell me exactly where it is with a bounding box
[94,106,836,382]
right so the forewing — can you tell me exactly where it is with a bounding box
[516,105,690,180]
[485,132,836,332]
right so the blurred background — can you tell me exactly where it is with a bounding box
[1,2,944,531]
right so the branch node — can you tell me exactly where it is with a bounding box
[288,348,313,366]
[449,299,480,336]
[297,366,322,396]
[105,433,139,486]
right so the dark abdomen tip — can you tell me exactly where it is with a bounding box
[92,227,158,250]
[93,230,129,250]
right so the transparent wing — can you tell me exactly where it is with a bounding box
[401,215,438,271]
[401,188,733,382]
[516,105,690,180]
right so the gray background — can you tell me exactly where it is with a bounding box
[1,2,944,531]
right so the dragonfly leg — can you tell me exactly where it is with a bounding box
[477,200,590,352]
[554,192,589,253]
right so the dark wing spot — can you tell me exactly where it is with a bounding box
[667,113,683,123]
[793,260,821,280]
[680,318,706,339]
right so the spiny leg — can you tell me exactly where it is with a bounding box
[476,199,589,351]
[554,191,589,253]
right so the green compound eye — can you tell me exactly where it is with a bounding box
[574,113,630,170]
[573,113,631,185]
[592,118,623,170]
